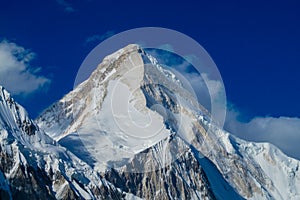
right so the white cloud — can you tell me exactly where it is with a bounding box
[56,0,75,12]
[0,40,50,96]
[225,106,300,160]
[157,44,174,52]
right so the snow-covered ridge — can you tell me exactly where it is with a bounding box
[0,85,142,199]
[31,44,300,199]
[144,53,182,86]
[0,86,53,150]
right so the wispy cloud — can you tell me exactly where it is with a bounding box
[225,106,300,160]
[56,0,75,12]
[85,31,115,45]
[0,40,50,96]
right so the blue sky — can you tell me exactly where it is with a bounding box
[0,0,300,158]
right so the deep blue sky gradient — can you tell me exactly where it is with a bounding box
[0,0,299,119]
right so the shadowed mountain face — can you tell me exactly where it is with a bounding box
[0,44,299,199]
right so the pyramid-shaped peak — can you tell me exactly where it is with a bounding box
[101,44,142,63]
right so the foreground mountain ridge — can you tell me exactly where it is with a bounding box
[0,44,299,199]
[0,85,141,199]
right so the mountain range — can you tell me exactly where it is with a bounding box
[0,44,299,200]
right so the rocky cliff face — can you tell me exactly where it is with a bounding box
[1,44,299,200]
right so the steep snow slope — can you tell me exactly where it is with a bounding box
[0,86,142,200]
[37,45,171,171]
[36,44,300,200]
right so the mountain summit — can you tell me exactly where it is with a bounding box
[1,44,299,199]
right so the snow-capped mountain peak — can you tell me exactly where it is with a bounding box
[2,44,299,199]
[0,86,54,149]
